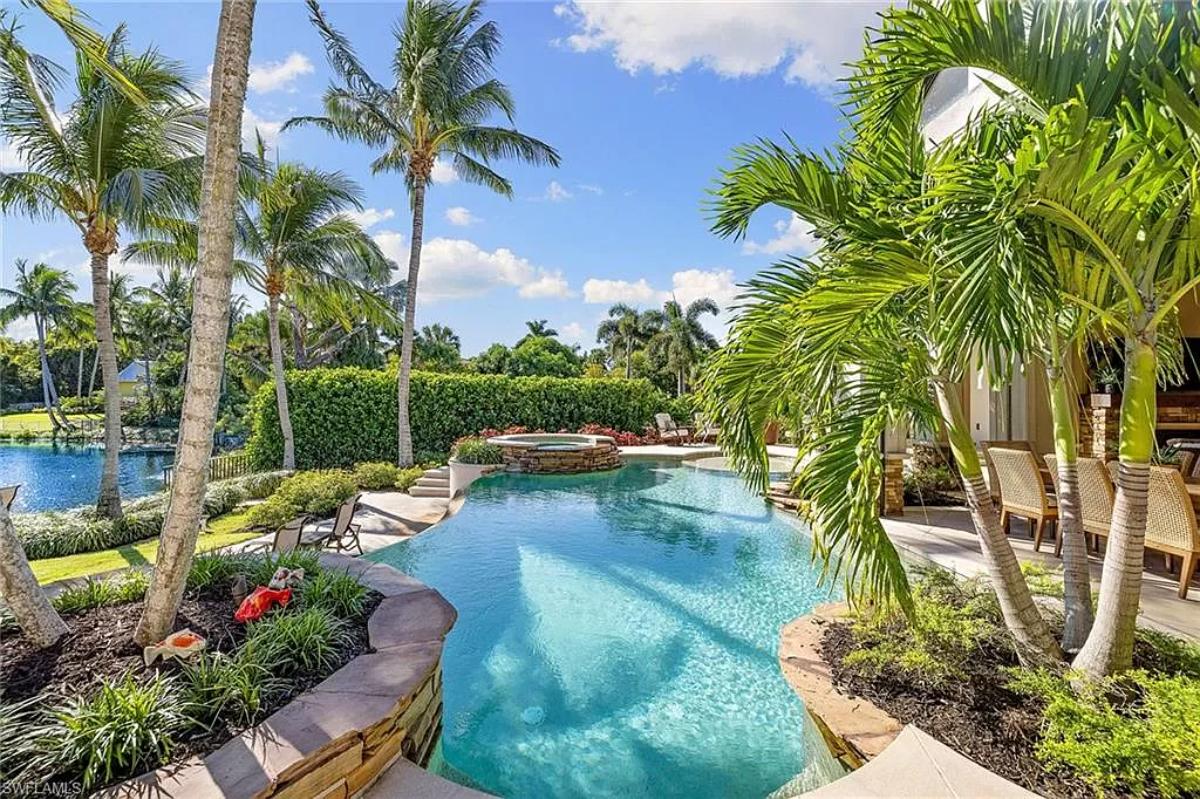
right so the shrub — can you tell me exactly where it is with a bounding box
[246,367,674,469]
[451,436,503,465]
[180,652,280,728]
[299,569,370,619]
[23,673,185,789]
[54,572,149,614]
[1009,668,1200,798]
[246,470,357,529]
[395,466,424,492]
[242,606,354,676]
[353,461,402,490]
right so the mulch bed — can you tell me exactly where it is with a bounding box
[820,622,1098,799]
[1,587,382,767]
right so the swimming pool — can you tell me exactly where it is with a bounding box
[0,443,172,512]
[369,461,839,798]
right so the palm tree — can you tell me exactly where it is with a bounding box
[130,147,394,470]
[414,323,461,372]
[135,0,257,648]
[0,26,203,518]
[650,299,718,395]
[125,292,170,417]
[55,301,94,399]
[295,0,560,466]
[847,0,1198,677]
[0,260,78,430]
[597,303,662,379]
[522,319,557,340]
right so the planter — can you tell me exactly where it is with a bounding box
[449,458,500,497]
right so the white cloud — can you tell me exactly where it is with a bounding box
[554,1,885,89]
[668,268,740,310]
[582,277,659,305]
[578,183,604,195]
[346,207,395,230]
[248,52,314,94]
[410,237,568,302]
[242,107,286,149]
[560,321,586,343]
[431,156,458,184]
[373,230,406,264]
[0,139,26,171]
[742,213,819,256]
[544,180,573,202]
[518,270,573,299]
[444,206,478,227]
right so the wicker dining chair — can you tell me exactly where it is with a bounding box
[1145,466,1200,600]
[1044,455,1114,555]
[990,447,1058,552]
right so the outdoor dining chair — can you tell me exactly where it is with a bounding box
[990,447,1058,553]
[243,515,311,556]
[321,494,364,556]
[1,484,18,511]
[1044,455,1114,555]
[1145,467,1200,599]
[980,440,1044,501]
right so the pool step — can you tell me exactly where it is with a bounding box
[410,466,452,498]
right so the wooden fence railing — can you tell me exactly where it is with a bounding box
[163,451,253,487]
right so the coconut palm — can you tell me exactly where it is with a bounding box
[294,0,561,466]
[0,25,203,518]
[134,0,257,648]
[0,260,78,429]
[415,323,461,372]
[130,147,394,470]
[125,291,171,417]
[597,303,663,379]
[522,319,557,340]
[650,299,718,395]
[54,301,94,399]
[845,0,1200,677]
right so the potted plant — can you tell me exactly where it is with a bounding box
[1092,362,1121,395]
[449,436,504,496]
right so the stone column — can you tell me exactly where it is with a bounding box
[1083,393,1120,460]
[882,453,906,516]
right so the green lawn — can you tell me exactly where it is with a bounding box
[31,510,259,584]
[0,411,102,434]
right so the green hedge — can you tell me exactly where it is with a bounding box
[246,368,673,470]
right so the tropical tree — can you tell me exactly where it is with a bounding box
[296,0,560,466]
[0,260,77,429]
[414,323,461,372]
[650,298,718,395]
[54,300,93,399]
[0,24,203,517]
[597,303,662,379]
[130,146,394,470]
[135,0,257,647]
[519,319,557,344]
[125,291,169,417]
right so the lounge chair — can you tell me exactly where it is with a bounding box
[654,413,692,445]
[1045,455,1113,555]
[321,494,363,556]
[693,413,720,443]
[1,484,18,511]
[243,515,311,555]
[990,447,1058,552]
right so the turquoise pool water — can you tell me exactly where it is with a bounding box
[0,443,172,512]
[369,461,838,798]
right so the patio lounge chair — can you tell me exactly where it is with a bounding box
[1045,455,1114,555]
[243,515,311,555]
[693,413,720,443]
[990,447,1058,553]
[321,494,364,556]
[654,413,692,445]
[1,484,18,511]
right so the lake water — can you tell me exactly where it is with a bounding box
[0,443,173,512]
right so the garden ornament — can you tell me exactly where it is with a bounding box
[269,567,306,590]
[234,586,292,622]
[230,573,248,605]
[143,628,207,666]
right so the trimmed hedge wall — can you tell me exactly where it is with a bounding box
[246,368,674,470]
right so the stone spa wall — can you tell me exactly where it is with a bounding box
[498,441,621,474]
[98,555,455,799]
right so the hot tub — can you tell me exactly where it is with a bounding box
[486,433,622,473]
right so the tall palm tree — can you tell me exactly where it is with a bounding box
[597,303,662,379]
[650,299,718,395]
[135,0,258,648]
[523,319,556,339]
[130,147,394,470]
[0,26,203,518]
[295,0,560,466]
[0,260,78,430]
[125,291,170,417]
[55,301,93,399]
[414,322,461,372]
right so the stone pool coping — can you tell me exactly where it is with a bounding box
[96,553,478,799]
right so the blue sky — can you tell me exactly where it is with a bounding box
[1,1,885,355]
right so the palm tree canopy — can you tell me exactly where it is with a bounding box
[0,24,203,245]
[291,0,561,196]
[524,319,556,338]
[0,259,78,330]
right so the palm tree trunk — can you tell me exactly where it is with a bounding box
[76,347,84,398]
[1074,331,1156,677]
[932,377,1063,666]
[88,347,99,396]
[144,354,155,418]
[290,304,308,370]
[134,0,256,647]
[0,501,68,648]
[1047,359,1093,652]
[625,338,632,379]
[397,177,426,467]
[34,317,61,432]
[267,289,295,470]
[90,250,123,519]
